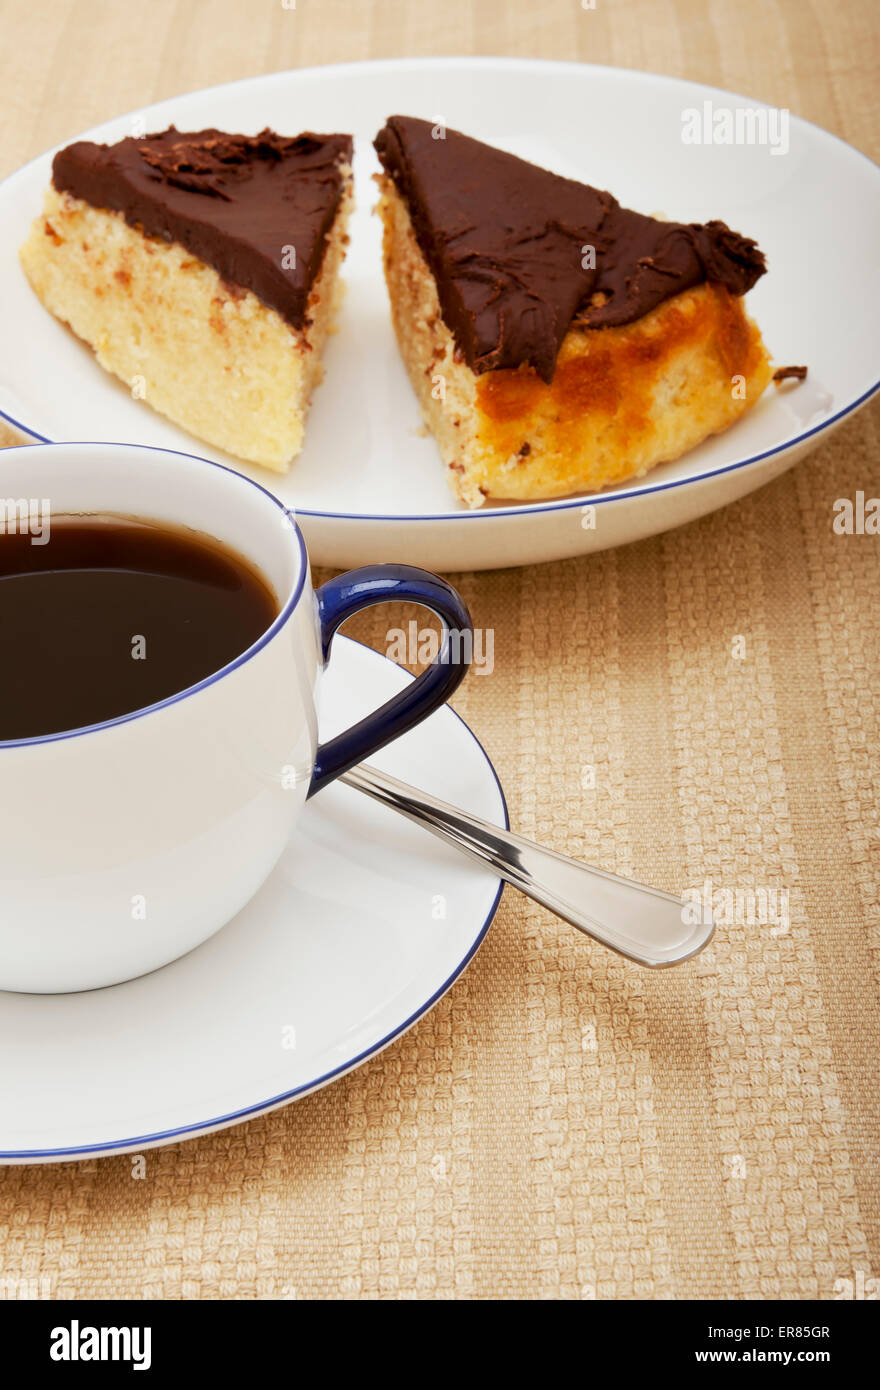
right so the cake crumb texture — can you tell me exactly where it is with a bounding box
[377,178,773,507]
[20,181,352,471]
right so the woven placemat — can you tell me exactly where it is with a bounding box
[0,0,877,1299]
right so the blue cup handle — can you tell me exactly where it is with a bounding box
[308,564,473,797]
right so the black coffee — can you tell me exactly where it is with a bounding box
[0,514,278,740]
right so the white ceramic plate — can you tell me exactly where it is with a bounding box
[0,636,506,1163]
[1,58,878,570]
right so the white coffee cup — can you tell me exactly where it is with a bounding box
[0,442,472,993]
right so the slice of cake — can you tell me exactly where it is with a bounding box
[374,116,773,507]
[20,126,353,470]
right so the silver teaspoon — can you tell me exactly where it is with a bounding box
[342,764,713,968]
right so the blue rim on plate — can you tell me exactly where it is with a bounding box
[0,637,509,1162]
[1,57,879,523]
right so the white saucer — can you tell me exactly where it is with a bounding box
[0,637,506,1164]
[1,58,877,570]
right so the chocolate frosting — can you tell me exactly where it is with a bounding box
[52,127,353,329]
[374,116,767,381]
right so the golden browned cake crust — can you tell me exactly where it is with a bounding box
[20,179,352,471]
[377,177,773,507]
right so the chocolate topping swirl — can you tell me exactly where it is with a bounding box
[52,126,353,329]
[375,116,766,382]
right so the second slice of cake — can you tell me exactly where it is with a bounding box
[374,116,773,507]
[20,126,353,470]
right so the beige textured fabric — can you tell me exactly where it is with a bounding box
[0,0,878,1300]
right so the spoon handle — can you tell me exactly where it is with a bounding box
[342,764,714,968]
